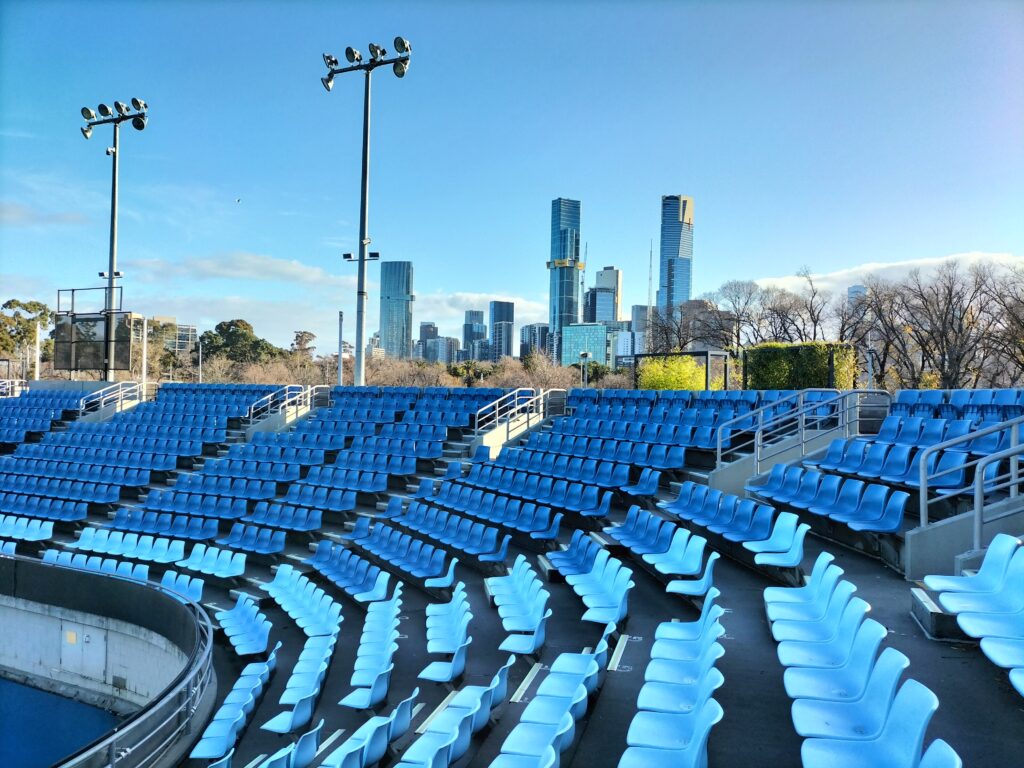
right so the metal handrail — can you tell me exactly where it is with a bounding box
[714,388,838,467]
[496,388,566,443]
[970,442,1024,550]
[0,379,28,397]
[246,384,302,420]
[474,388,535,436]
[25,558,215,768]
[78,381,142,417]
[918,415,1024,528]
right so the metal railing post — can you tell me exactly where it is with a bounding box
[1011,423,1019,499]
[974,457,988,551]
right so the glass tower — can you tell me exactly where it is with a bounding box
[379,261,414,359]
[656,195,694,314]
[489,301,515,360]
[547,198,584,361]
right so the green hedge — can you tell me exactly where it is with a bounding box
[745,342,855,390]
[637,355,707,390]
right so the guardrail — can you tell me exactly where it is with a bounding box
[718,389,891,474]
[246,384,303,421]
[3,555,214,768]
[0,379,28,398]
[918,415,1023,529]
[474,388,535,437]
[969,442,1024,551]
[475,388,566,444]
[78,381,142,417]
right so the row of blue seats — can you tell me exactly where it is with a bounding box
[203,458,301,482]
[216,523,286,555]
[492,631,611,765]
[570,400,757,422]
[260,631,339,734]
[252,429,356,449]
[891,388,1023,420]
[764,553,961,767]
[554,418,732,449]
[304,408,400,423]
[0,458,149,486]
[16,444,178,471]
[160,569,206,602]
[348,436,443,460]
[305,541,392,603]
[48,433,204,456]
[0,541,16,555]
[333,451,417,476]
[506,443,686,476]
[0,475,119,503]
[295,467,388,493]
[658,483,810,567]
[0,494,87,521]
[226,442,325,466]
[339,584,403,708]
[216,593,273,655]
[400,410,471,428]
[385,504,511,564]
[378,422,447,440]
[812,439,975,487]
[486,556,552,654]
[419,483,564,541]
[353,523,459,589]
[0,416,57,430]
[604,511,716,589]
[189,646,276,760]
[42,549,150,581]
[0,515,53,541]
[860,416,974,449]
[0,427,44,443]
[262,565,344,637]
[145,490,249,518]
[617,593,726,768]
[559,407,724,431]
[72,420,227,440]
[243,502,323,531]
[9,390,83,407]
[177,543,247,578]
[120,409,232,425]
[173,474,277,500]
[753,465,914,533]
[318,689,419,768]
[280,485,357,513]
[425,471,611,520]
[69,528,185,562]
[421,583,473,678]
[924,534,1024,697]
[460,463,662,503]
[160,382,278,394]
[549,540,634,624]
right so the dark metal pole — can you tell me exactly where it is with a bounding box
[105,121,120,382]
[354,69,372,387]
[337,310,344,387]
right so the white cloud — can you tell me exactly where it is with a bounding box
[415,290,548,339]
[0,201,87,227]
[755,251,1022,295]
[126,251,357,291]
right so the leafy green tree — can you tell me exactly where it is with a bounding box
[638,355,706,390]
[1,299,54,356]
[200,319,282,363]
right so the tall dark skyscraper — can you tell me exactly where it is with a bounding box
[519,323,549,359]
[379,261,414,359]
[547,197,584,361]
[656,195,694,314]
[488,301,515,360]
[462,309,486,354]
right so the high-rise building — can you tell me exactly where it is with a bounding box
[487,301,515,361]
[462,310,486,353]
[631,304,650,334]
[424,336,460,365]
[547,198,584,362]
[379,261,414,359]
[519,323,549,359]
[656,195,694,315]
[561,323,610,367]
[847,284,867,306]
[583,287,616,323]
[595,266,622,320]
[419,322,438,343]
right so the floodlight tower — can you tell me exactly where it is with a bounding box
[321,37,412,387]
[80,98,148,381]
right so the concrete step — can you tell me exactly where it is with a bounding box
[910,585,974,642]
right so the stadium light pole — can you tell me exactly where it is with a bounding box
[321,38,411,387]
[80,99,149,382]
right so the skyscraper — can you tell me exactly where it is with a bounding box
[488,301,515,361]
[519,323,549,359]
[547,198,584,362]
[379,261,414,359]
[583,287,616,323]
[595,266,622,320]
[656,195,694,315]
[462,310,486,352]
[419,322,438,343]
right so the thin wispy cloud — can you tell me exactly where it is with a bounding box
[0,201,87,227]
[125,251,358,291]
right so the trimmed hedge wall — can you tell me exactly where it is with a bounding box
[744,342,856,390]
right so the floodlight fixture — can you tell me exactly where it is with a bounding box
[393,37,411,54]
[393,59,409,78]
[323,52,339,68]
[98,103,113,117]
[321,74,334,92]
[81,106,97,120]
[114,101,130,116]
[345,46,362,63]
[131,114,147,131]
[131,97,147,111]
[81,125,93,140]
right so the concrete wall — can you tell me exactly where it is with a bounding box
[0,595,187,714]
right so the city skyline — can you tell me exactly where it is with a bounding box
[1,2,1020,350]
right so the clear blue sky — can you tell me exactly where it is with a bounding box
[1,0,1022,349]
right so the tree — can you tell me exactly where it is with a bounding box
[637,355,706,390]
[291,330,316,358]
[1,299,54,357]
[201,319,282,364]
